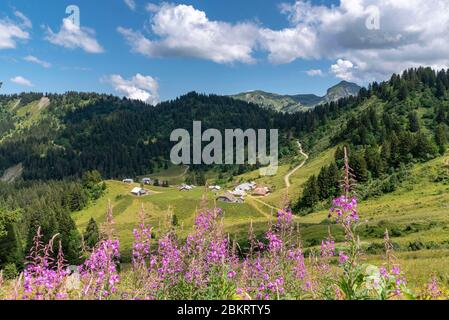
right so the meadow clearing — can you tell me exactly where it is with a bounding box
[72,149,449,289]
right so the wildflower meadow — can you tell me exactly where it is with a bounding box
[0,150,445,301]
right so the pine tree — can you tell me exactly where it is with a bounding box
[297,175,319,211]
[398,82,409,100]
[435,123,448,155]
[0,222,23,268]
[195,171,206,186]
[317,166,329,200]
[84,217,100,249]
[408,112,420,132]
[349,151,369,182]
[436,80,446,98]
[365,146,383,178]
[413,132,437,160]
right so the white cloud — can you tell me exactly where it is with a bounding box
[14,11,32,29]
[305,69,324,77]
[261,0,449,82]
[146,3,160,13]
[118,3,259,64]
[117,1,449,82]
[104,73,159,105]
[124,0,136,11]
[45,18,104,53]
[11,76,33,87]
[259,25,318,64]
[24,55,51,68]
[0,12,30,49]
[330,59,355,81]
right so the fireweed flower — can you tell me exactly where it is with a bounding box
[377,265,407,297]
[329,196,359,225]
[266,231,283,253]
[427,275,442,299]
[79,239,120,299]
[276,209,293,230]
[207,239,228,264]
[132,224,152,270]
[321,238,335,258]
[338,251,349,265]
[155,234,183,285]
[21,229,69,300]
[3,192,419,301]
[287,248,307,280]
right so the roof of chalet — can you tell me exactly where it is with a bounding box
[252,186,270,195]
[131,187,145,194]
[216,192,240,202]
[235,182,255,191]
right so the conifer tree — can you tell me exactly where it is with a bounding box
[84,217,100,249]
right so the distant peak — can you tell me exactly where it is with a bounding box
[333,80,360,87]
[230,81,362,113]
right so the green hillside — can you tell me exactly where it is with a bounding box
[1,67,449,288]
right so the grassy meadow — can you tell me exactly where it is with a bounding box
[72,149,449,287]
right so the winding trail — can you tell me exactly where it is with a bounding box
[246,196,276,219]
[244,140,309,219]
[284,141,309,188]
[175,165,189,178]
[247,195,280,217]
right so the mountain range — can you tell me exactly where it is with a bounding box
[231,80,362,113]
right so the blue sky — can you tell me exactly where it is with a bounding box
[0,0,447,104]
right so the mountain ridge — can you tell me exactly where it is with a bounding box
[231,80,362,113]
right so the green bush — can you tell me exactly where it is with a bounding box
[2,263,18,279]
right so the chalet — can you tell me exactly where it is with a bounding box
[216,192,244,204]
[142,178,152,185]
[131,187,147,196]
[235,182,255,192]
[252,186,271,197]
[123,178,134,184]
[179,184,193,191]
[231,189,246,197]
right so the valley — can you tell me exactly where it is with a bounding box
[70,147,449,288]
[1,66,449,294]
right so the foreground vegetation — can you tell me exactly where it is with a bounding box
[0,154,447,300]
[0,163,447,300]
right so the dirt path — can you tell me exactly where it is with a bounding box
[178,165,189,177]
[246,196,274,219]
[247,195,279,218]
[284,141,309,188]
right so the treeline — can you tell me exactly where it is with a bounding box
[0,92,293,180]
[296,67,449,213]
[0,171,106,273]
